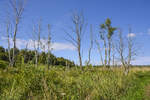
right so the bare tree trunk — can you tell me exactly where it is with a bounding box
[35,50,38,67]
[35,20,41,67]
[12,20,18,66]
[32,25,37,67]
[112,41,115,66]
[6,20,12,67]
[32,20,42,67]
[99,31,107,67]
[117,29,126,67]
[125,27,134,75]
[47,24,51,69]
[33,39,37,67]
[127,27,132,65]
[108,39,111,66]
[95,40,104,66]
[78,45,82,68]
[117,28,137,75]
[104,39,107,67]
[87,25,93,66]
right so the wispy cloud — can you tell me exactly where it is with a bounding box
[1,37,76,51]
[127,33,136,38]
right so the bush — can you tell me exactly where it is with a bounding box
[0,60,8,69]
[0,53,8,61]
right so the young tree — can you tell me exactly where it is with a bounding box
[99,18,116,67]
[65,12,86,69]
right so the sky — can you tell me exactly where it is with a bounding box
[0,0,150,65]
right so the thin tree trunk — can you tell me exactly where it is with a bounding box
[104,39,107,67]
[12,21,18,67]
[47,24,51,69]
[6,21,12,67]
[78,44,82,69]
[87,25,93,66]
[112,41,115,66]
[95,40,104,66]
[108,39,111,67]
[35,51,38,67]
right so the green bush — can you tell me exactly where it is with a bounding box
[0,60,8,69]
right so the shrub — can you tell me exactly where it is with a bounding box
[0,60,8,69]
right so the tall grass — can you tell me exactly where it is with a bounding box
[0,66,149,100]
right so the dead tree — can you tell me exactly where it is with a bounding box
[65,12,86,69]
[116,29,126,67]
[87,24,93,66]
[116,28,137,75]
[125,27,137,74]
[9,0,26,66]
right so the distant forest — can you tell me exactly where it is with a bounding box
[0,46,75,69]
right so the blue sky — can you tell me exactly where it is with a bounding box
[0,0,150,65]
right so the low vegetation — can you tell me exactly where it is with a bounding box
[0,66,150,100]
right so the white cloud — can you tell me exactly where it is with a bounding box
[1,37,76,51]
[127,33,136,38]
[52,43,76,51]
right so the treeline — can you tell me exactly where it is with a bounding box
[0,46,75,69]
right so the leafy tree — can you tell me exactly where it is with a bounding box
[99,18,116,67]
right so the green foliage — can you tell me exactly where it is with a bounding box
[0,60,8,69]
[100,24,106,29]
[0,67,150,100]
[0,46,5,53]
[100,18,117,39]
[56,57,75,67]
[0,46,74,67]
[0,53,8,61]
